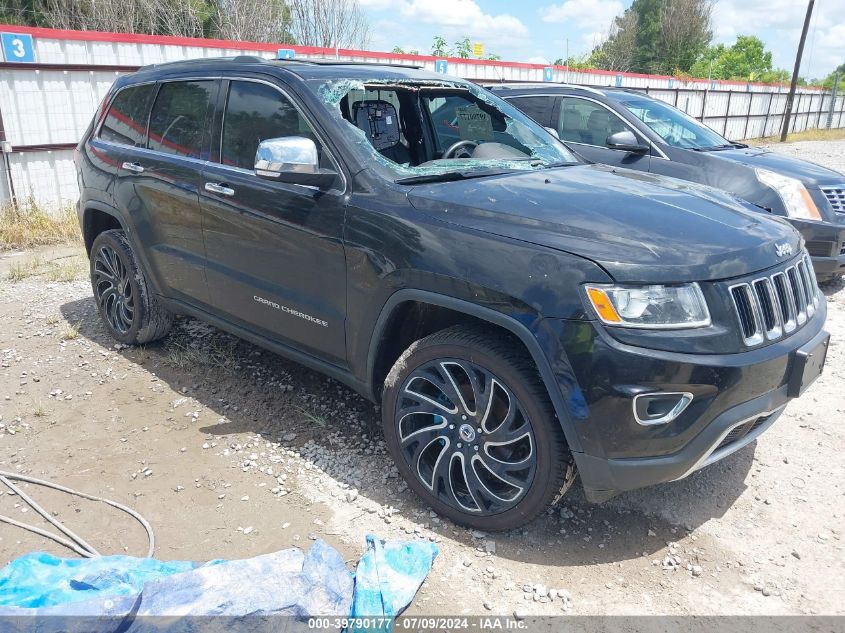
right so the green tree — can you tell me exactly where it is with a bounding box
[0,0,46,25]
[690,36,790,82]
[590,0,713,74]
[431,35,449,57]
[392,46,405,54]
[821,63,845,92]
[453,37,471,59]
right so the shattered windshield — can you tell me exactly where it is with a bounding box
[310,77,578,181]
[621,97,729,150]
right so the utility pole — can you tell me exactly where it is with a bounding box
[780,0,815,141]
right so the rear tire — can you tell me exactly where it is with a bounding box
[382,325,574,531]
[89,229,173,345]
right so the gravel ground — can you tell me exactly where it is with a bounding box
[760,138,845,175]
[1,141,843,618]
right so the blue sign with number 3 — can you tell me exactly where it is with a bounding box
[1,33,35,63]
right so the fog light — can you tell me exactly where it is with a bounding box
[633,392,693,425]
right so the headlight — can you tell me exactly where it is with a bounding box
[755,168,822,221]
[584,283,710,329]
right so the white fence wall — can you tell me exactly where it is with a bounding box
[1,26,843,208]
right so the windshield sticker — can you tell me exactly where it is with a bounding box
[456,105,494,141]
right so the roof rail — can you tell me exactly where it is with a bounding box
[483,81,608,95]
[137,55,422,72]
[138,55,283,72]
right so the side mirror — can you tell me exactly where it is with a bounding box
[544,126,560,140]
[255,137,337,188]
[606,130,649,154]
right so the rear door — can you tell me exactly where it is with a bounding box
[112,79,218,307]
[555,97,651,170]
[501,94,557,128]
[199,78,347,365]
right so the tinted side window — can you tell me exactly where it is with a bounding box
[557,97,634,148]
[99,84,156,147]
[148,81,215,159]
[507,96,552,126]
[221,81,316,170]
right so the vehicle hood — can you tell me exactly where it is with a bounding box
[406,164,801,283]
[710,147,844,186]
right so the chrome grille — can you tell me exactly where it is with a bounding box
[729,254,820,346]
[821,185,845,213]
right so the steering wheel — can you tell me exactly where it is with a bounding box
[443,140,478,159]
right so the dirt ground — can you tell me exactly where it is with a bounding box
[1,143,844,618]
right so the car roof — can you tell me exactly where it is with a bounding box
[487,83,649,101]
[133,55,452,83]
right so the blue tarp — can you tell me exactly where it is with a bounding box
[0,535,437,633]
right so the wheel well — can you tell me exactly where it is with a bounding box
[371,301,528,400]
[83,209,122,254]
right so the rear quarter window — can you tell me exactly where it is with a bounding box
[99,84,156,147]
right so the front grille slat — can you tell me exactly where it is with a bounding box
[787,266,807,326]
[821,185,845,213]
[729,254,818,347]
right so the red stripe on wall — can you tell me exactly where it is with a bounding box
[0,23,820,91]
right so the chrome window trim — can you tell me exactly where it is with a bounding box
[217,76,347,195]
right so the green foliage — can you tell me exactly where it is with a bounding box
[0,0,46,26]
[821,64,845,92]
[690,35,781,81]
[590,0,712,74]
[392,46,405,54]
[453,37,471,59]
[431,35,449,57]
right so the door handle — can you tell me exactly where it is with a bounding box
[121,161,144,173]
[204,182,235,196]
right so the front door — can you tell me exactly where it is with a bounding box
[555,97,651,171]
[199,79,347,365]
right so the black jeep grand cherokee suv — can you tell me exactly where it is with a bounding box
[75,57,830,530]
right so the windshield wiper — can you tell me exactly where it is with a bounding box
[395,169,519,185]
[694,142,749,152]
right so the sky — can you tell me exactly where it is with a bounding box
[358,0,845,79]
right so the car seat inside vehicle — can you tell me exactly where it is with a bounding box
[352,99,411,165]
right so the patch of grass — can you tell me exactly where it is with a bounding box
[59,322,81,341]
[7,255,44,281]
[0,202,82,250]
[747,127,845,145]
[45,314,61,325]
[163,337,240,372]
[296,407,328,427]
[33,402,48,418]
[6,254,87,283]
[44,256,88,282]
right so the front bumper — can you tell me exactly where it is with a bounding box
[546,299,829,503]
[790,218,845,277]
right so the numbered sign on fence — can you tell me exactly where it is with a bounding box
[1,33,35,63]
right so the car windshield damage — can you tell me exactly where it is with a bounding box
[312,78,578,182]
[621,97,746,151]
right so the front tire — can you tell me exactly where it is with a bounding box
[382,325,574,531]
[90,229,173,345]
